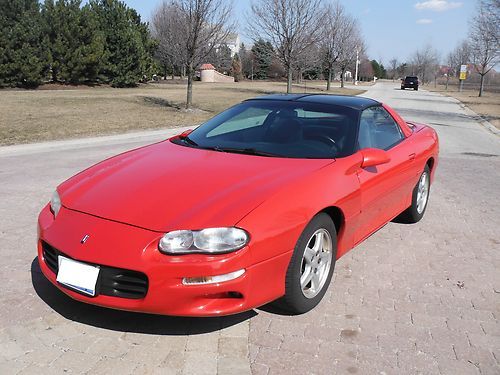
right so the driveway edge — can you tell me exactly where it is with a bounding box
[0,126,193,157]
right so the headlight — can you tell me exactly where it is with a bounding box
[159,227,249,254]
[50,190,62,217]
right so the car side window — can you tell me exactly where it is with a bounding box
[358,106,404,150]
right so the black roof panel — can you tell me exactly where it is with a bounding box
[247,94,380,110]
[249,94,311,101]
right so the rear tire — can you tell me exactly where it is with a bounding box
[396,165,430,223]
[277,213,337,314]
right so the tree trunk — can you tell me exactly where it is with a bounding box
[479,73,485,97]
[186,64,194,109]
[287,67,292,93]
[326,69,332,91]
[52,66,58,83]
[340,69,345,88]
[445,76,449,91]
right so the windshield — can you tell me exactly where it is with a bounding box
[172,100,359,159]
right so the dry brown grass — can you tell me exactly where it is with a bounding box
[429,85,500,130]
[0,81,364,146]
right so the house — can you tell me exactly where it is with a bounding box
[215,33,240,57]
[225,33,240,57]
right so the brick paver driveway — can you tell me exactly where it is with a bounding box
[250,83,500,374]
[0,82,498,374]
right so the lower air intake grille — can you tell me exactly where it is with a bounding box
[99,269,149,299]
[41,241,148,299]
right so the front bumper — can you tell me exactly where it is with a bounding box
[37,205,291,316]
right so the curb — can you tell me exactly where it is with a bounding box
[432,91,499,137]
[456,101,500,136]
[0,126,193,157]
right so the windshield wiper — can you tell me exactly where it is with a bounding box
[204,146,279,157]
[179,135,198,146]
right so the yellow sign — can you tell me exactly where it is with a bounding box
[459,64,467,80]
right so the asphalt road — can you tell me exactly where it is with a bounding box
[0,81,498,374]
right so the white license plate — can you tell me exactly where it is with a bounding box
[56,256,100,296]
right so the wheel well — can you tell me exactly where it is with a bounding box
[426,157,435,172]
[320,206,343,234]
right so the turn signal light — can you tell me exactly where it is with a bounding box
[182,269,245,285]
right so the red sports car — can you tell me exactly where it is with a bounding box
[37,94,439,316]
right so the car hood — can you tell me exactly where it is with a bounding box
[59,140,334,232]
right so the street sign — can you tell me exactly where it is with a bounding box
[459,64,467,80]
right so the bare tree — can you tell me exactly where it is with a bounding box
[294,40,321,82]
[444,52,455,90]
[449,40,471,76]
[335,19,363,88]
[151,2,187,79]
[152,0,234,108]
[358,57,374,81]
[469,0,500,96]
[397,62,410,78]
[445,40,471,89]
[480,0,500,46]
[389,58,398,81]
[411,44,439,84]
[249,0,325,93]
[321,2,346,90]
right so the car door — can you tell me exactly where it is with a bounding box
[354,105,416,244]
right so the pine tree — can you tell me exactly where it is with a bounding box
[0,0,156,88]
[239,43,252,78]
[89,0,154,87]
[132,9,157,82]
[251,39,274,80]
[370,60,387,80]
[42,0,105,84]
[75,5,106,83]
[0,0,49,87]
[231,53,243,82]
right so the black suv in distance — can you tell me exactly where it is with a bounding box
[401,76,419,90]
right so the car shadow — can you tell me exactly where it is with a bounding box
[31,257,256,335]
[257,302,298,316]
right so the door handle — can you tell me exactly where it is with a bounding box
[408,153,416,160]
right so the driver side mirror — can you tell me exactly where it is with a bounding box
[360,148,390,168]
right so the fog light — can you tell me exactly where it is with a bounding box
[182,269,245,285]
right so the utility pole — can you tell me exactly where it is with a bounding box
[354,47,359,86]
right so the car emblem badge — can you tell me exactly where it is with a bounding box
[80,234,90,244]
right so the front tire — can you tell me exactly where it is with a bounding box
[278,213,337,314]
[397,165,430,223]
